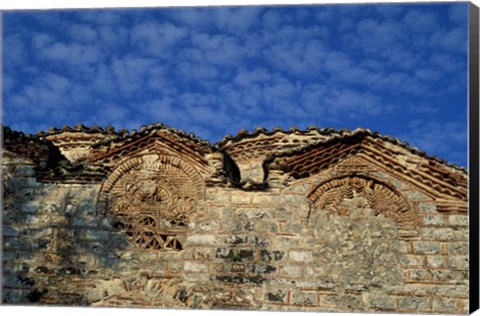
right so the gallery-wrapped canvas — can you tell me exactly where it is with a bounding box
[2,1,479,315]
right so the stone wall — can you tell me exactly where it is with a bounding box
[1,126,470,314]
[2,154,469,313]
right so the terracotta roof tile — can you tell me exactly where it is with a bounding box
[91,122,212,150]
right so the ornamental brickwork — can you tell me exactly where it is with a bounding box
[1,123,469,313]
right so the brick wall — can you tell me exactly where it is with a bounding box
[2,154,469,313]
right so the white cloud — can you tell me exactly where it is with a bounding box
[110,55,157,95]
[374,4,405,17]
[408,102,439,113]
[261,9,282,29]
[32,32,55,50]
[437,27,468,52]
[130,21,188,57]
[263,81,300,111]
[414,68,442,82]
[98,25,128,48]
[429,53,463,73]
[38,42,103,65]
[233,67,272,87]
[189,105,230,126]
[189,32,248,67]
[326,89,385,118]
[211,7,263,33]
[176,62,219,82]
[98,103,130,121]
[4,35,27,66]
[69,23,99,42]
[77,10,122,25]
[143,98,182,123]
[5,72,76,124]
[448,3,468,24]
[168,8,212,29]
[403,10,439,34]
[400,120,467,164]
[263,39,328,78]
[92,62,117,96]
[3,73,16,94]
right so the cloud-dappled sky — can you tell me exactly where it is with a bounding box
[2,3,469,166]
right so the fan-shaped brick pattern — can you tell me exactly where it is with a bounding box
[308,175,415,230]
[98,154,204,251]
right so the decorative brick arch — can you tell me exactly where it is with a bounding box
[307,174,415,230]
[97,153,205,250]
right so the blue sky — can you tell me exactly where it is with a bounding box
[2,2,469,166]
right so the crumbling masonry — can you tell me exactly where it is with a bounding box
[2,123,469,313]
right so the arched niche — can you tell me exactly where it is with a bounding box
[97,154,205,251]
[307,174,415,231]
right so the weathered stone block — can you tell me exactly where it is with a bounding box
[433,297,457,312]
[280,223,303,234]
[187,234,217,246]
[252,194,278,205]
[399,254,424,267]
[215,275,265,285]
[231,263,245,272]
[250,264,276,274]
[282,194,304,204]
[453,230,468,241]
[277,237,301,247]
[265,289,288,303]
[421,227,456,241]
[448,242,468,255]
[252,236,270,247]
[420,214,445,226]
[227,235,248,245]
[15,165,36,177]
[259,250,284,262]
[231,193,252,204]
[407,269,431,282]
[2,290,23,304]
[389,283,468,298]
[2,225,20,237]
[398,241,410,253]
[399,254,425,267]
[184,262,209,273]
[364,293,396,310]
[448,256,469,270]
[412,241,441,254]
[2,251,17,261]
[237,249,254,261]
[447,215,468,226]
[289,251,313,263]
[249,220,276,233]
[432,269,469,284]
[242,209,272,219]
[292,291,317,306]
[197,220,219,231]
[19,201,40,214]
[215,248,233,259]
[398,296,430,311]
[206,190,231,202]
[417,202,437,213]
[273,209,292,220]
[426,255,447,268]
[321,294,364,309]
[280,265,302,277]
